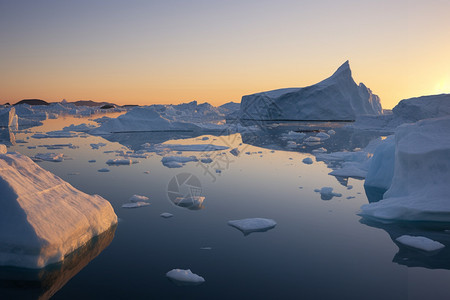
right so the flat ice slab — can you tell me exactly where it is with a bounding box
[122,202,150,209]
[0,151,117,268]
[396,235,445,252]
[166,269,205,286]
[228,218,277,235]
[160,212,173,218]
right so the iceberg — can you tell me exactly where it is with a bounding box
[121,202,150,209]
[91,101,228,134]
[0,107,18,128]
[34,153,65,162]
[364,135,395,190]
[0,150,117,268]
[227,218,277,235]
[161,156,198,168]
[239,61,382,121]
[166,269,205,286]
[160,212,173,218]
[360,117,450,221]
[354,93,450,131]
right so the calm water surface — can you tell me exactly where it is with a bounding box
[1,115,450,300]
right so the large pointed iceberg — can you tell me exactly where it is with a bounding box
[239,61,382,121]
[0,150,117,268]
[360,116,450,221]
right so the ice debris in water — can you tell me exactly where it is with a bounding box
[312,147,327,154]
[228,218,277,235]
[34,153,64,162]
[161,156,198,168]
[302,157,313,164]
[316,132,330,140]
[90,143,107,150]
[98,168,110,172]
[166,269,205,286]
[314,187,342,200]
[106,158,137,165]
[396,235,445,252]
[122,202,150,209]
[160,212,173,218]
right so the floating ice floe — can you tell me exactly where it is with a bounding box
[304,136,321,143]
[106,158,137,165]
[0,150,117,268]
[148,143,229,152]
[34,153,65,162]
[312,147,327,154]
[200,158,213,164]
[161,156,198,168]
[166,269,205,286]
[327,129,336,135]
[160,213,173,218]
[316,132,330,140]
[302,157,313,164]
[314,187,342,200]
[173,196,205,210]
[98,168,110,172]
[396,235,445,252]
[63,123,97,132]
[228,218,277,235]
[88,159,96,163]
[360,116,450,222]
[129,195,149,202]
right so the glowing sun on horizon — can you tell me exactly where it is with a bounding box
[434,77,450,94]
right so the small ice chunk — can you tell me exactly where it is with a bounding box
[316,132,330,140]
[312,147,327,153]
[129,195,149,202]
[201,136,209,140]
[35,153,64,162]
[327,129,336,135]
[230,148,240,156]
[200,158,213,164]
[122,202,150,209]
[304,136,321,143]
[302,157,313,164]
[160,212,173,218]
[314,187,342,200]
[106,158,134,165]
[0,144,7,154]
[98,168,110,172]
[88,160,96,163]
[161,156,198,168]
[166,269,205,286]
[396,235,445,252]
[68,172,80,175]
[144,171,150,174]
[228,218,277,235]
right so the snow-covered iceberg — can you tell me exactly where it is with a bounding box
[91,101,228,134]
[0,150,117,268]
[239,61,382,121]
[360,116,450,222]
[354,93,450,131]
[0,107,18,128]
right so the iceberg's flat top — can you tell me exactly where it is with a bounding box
[228,218,277,235]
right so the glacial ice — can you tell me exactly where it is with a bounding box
[396,235,445,252]
[129,195,149,202]
[34,153,65,162]
[161,156,198,168]
[63,123,97,132]
[228,218,277,235]
[239,61,382,121]
[121,202,150,209]
[360,116,450,221]
[149,143,229,152]
[0,150,117,268]
[364,135,395,190]
[166,269,205,286]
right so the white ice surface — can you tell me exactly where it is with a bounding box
[227,218,277,235]
[396,235,445,252]
[360,116,450,221]
[166,269,205,285]
[0,152,117,268]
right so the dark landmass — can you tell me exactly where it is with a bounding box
[14,99,49,106]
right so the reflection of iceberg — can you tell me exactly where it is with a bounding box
[0,225,116,300]
[360,219,450,270]
[0,129,15,146]
[240,125,384,154]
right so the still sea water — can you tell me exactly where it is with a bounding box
[1,115,450,300]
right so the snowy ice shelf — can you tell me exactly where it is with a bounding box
[0,150,117,269]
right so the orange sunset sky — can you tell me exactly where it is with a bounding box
[1,0,449,109]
